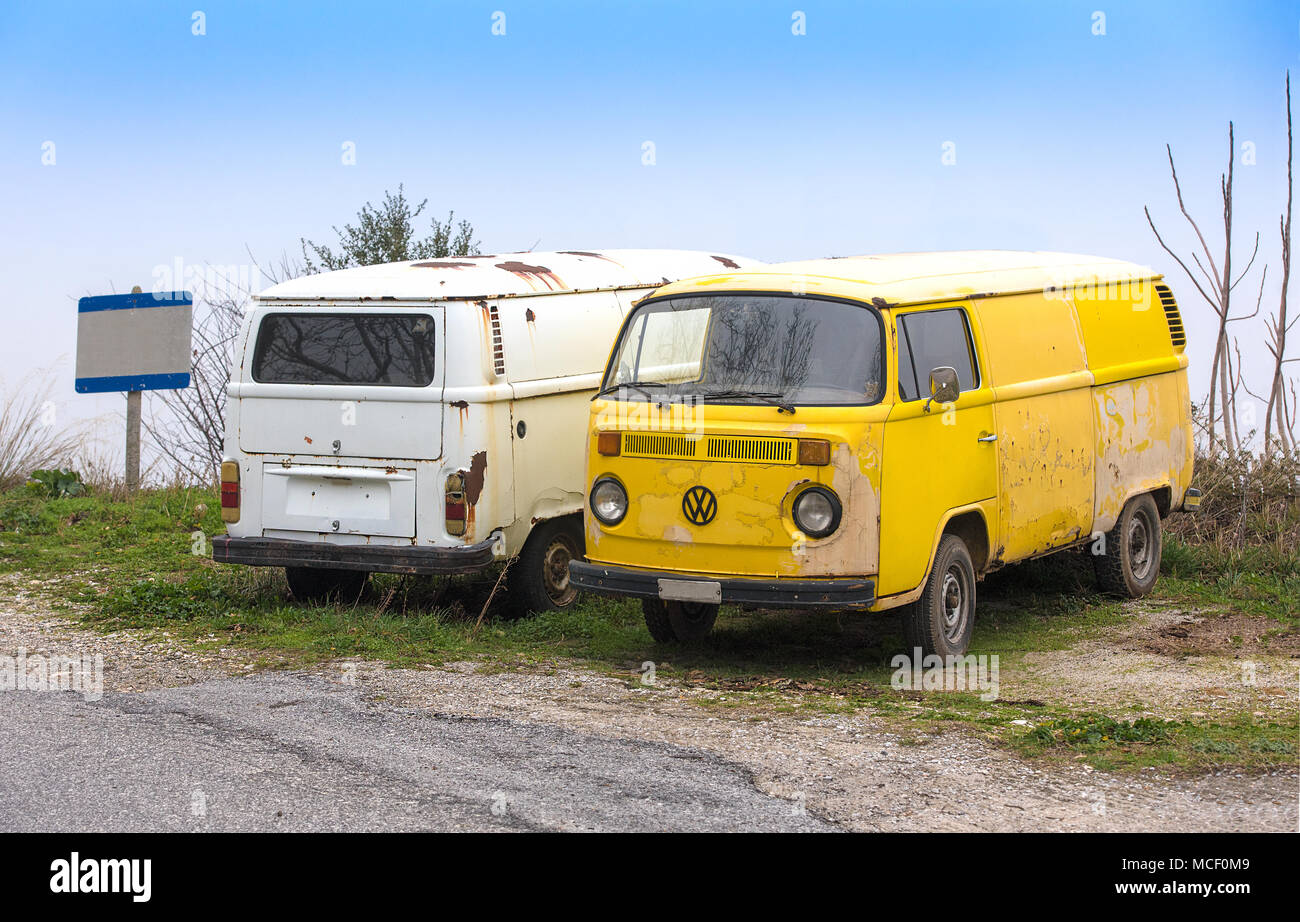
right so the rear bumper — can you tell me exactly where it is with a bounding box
[211,535,496,576]
[569,560,876,610]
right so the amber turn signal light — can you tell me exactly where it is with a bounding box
[797,439,831,466]
[597,431,621,456]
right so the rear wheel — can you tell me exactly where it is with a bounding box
[1094,493,1161,598]
[642,598,719,643]
[284,567,368,604]
[509,517,585,614]
[902,534,977,658]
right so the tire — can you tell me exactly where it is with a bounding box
[284,566,368,604]
[1093,493,1161,598]
[642,598,719,643]
[902,534,977,658]
[509,517,585,614]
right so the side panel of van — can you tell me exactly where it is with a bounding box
[439,303,514,547]
[1092,371,1191,531]
[1073,282,1193,532]
[497,292,632,538]
[979,292,1096,562]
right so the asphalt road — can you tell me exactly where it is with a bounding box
[0,673,829,832]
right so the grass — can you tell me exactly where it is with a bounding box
[1160,538,1300,623]
[1014,713,1297,774]
[1,484,1296,776]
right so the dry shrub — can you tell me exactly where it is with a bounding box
[0,370,86,490]
[1167,447,1300,551]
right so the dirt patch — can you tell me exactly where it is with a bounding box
[1135,609,1300,657]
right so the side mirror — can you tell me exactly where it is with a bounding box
[924,366,960,412]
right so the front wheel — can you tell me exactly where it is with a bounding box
[1094,493,1161,598]
[284,567,368,604]
[902,534,977,658]
[509,517,585,615]
[642,598,719,643]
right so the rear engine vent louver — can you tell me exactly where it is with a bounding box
[1154,284,1186,349]
[488,303,506,375]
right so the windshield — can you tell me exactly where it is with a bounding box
[602,295,884,405]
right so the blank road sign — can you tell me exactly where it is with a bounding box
[75,291,193,393]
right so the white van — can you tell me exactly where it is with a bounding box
[211,249,760,611]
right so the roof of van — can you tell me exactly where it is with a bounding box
[256,249,761,302]
[648,250,1161,306]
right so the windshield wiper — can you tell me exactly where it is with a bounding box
[699,389,796,414]
[592,380,670,401]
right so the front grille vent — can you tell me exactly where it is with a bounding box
[623,433,698,459]
[620,433,796,465]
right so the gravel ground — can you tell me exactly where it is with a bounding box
[2,576,1296,832]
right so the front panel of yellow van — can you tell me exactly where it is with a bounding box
[584,402,886,578]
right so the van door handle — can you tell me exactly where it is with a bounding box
[977,433,998,443]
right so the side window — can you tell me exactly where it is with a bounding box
[896,308,978,401]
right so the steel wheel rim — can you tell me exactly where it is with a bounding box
[941,567,968,644]
[542,536,578,606]
[1127,509,1154,582]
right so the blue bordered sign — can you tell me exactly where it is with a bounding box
[75,291,193,393]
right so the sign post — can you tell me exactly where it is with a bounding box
[75,287,193,495]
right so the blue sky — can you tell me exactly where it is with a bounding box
[1,0,1295,435]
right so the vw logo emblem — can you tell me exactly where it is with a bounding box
[682,485,717,526]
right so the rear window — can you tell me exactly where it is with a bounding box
[252,313,437,386]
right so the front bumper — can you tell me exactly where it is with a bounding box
[212,535,497,576]
[569,560,876,610]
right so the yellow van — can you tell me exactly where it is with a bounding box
[567,251,1199,656]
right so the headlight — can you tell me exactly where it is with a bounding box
[590,477,628,525]
[793,487,841,538]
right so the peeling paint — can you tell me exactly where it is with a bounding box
[1092,373,1188,531]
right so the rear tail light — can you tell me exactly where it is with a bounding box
[220,461,240,523]
[445,473,467,536]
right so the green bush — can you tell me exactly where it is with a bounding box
[1028,714,1175,747]
[25,469,85,499]
[95,573,238,622]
